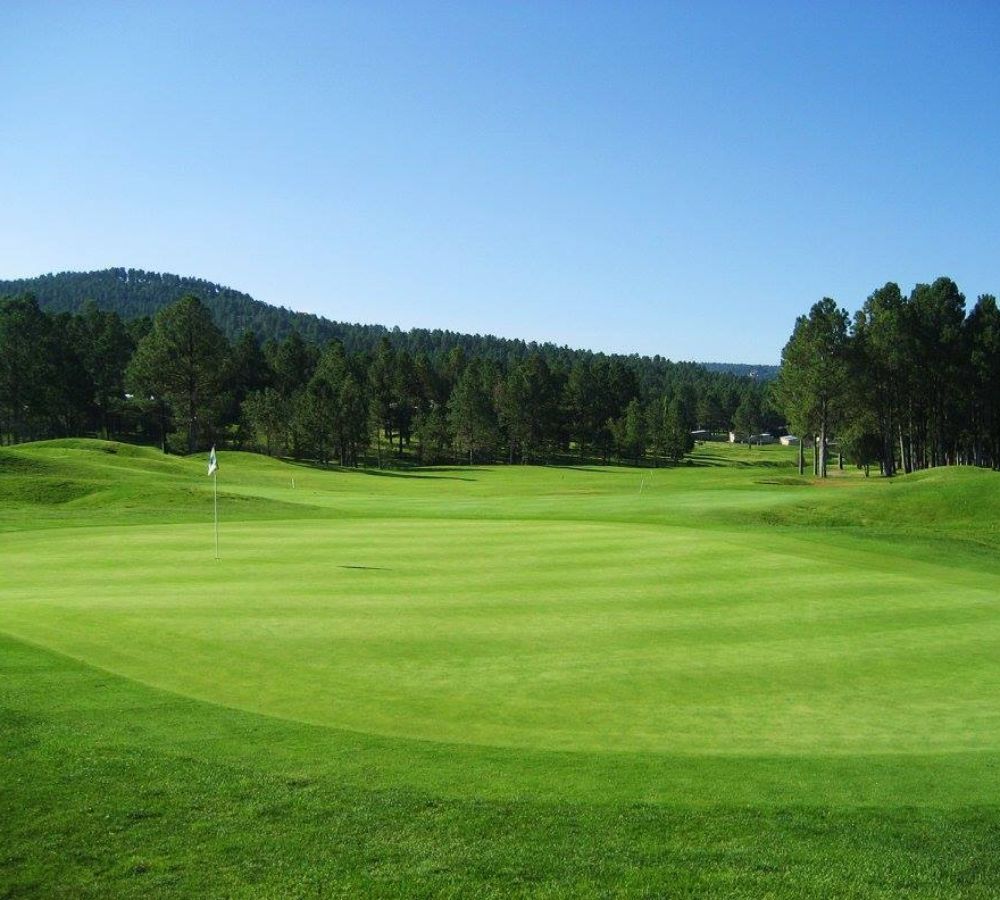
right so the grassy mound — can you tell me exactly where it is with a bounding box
[0,440,311,530]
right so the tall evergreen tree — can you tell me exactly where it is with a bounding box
[662,396,695,462]
[242,388,289,457]
[72,301,134,439]
[967,295,1000,468]
[776,298,850,477]
[448,362,498,464]
[621,397,647,463]
[126,295,230,453]
[852,283,906,475]
[0,295,60,443]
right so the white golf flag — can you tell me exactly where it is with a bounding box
[208,446,218,477]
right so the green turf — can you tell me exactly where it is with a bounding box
[3,439,1000,896]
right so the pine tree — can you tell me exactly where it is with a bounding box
[126,295,230,453]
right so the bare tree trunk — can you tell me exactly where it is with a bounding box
[899,423,910,474]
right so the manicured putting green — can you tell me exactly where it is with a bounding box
[3,441,1000,776]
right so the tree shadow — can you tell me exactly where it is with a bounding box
[280,458,478,481]
[352,468,477,482]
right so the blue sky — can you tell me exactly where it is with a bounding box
[2,1,998,362]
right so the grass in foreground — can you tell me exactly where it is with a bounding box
[3,439,1000,896]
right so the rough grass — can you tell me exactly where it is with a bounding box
[2,439,1000,896]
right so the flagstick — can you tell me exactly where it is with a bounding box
[213,469,219,561]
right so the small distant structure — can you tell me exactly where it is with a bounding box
[730,431,776,445]
[779,435,799,446]
[691,429,712,442]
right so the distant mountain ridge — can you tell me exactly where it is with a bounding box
[0,268,778,374]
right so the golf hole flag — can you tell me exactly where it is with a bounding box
[208,446,220,559]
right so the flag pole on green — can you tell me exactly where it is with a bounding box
[208,446,219,560]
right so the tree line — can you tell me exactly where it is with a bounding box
[0,293,777,465]
[777,277,1000,476]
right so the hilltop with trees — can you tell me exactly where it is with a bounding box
[0,268,770,377]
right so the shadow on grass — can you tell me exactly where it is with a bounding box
[282,458,480,481]
[354,468,477,482]
[692,454,795,469]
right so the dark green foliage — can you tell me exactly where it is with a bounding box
[0,267,348,346]
[839,423,882,476]
[497,356,559,463]
[227,330,272,405]
[620,397,647,462]
[336,374,370,467]
[290,342,370,466]
[449,361,498,464]
[242,388,289,457]
[967,295,1000,466]
[1,271,778,465]
[126,296,230,453]
[268,331,317,398]
[779,277,1000,475]
[662,397,695,461]
[0,296,47,440]
[413,405,452,463]
[0,270,766,384]
[58,301,137,440]
[776,298,851,477]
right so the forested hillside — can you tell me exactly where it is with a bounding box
[0,268,766,375]
[0,268,375,348]
[0,291,777,464]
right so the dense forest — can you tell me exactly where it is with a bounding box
[777,277,1000,475]
[5,271,995,474]
[0,268,773,377]
[0,291,777,465]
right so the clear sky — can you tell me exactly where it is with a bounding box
[2,2,998,362]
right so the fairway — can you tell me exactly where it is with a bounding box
[4,440,1000,895]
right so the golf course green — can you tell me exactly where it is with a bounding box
[3,439,1000,896]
